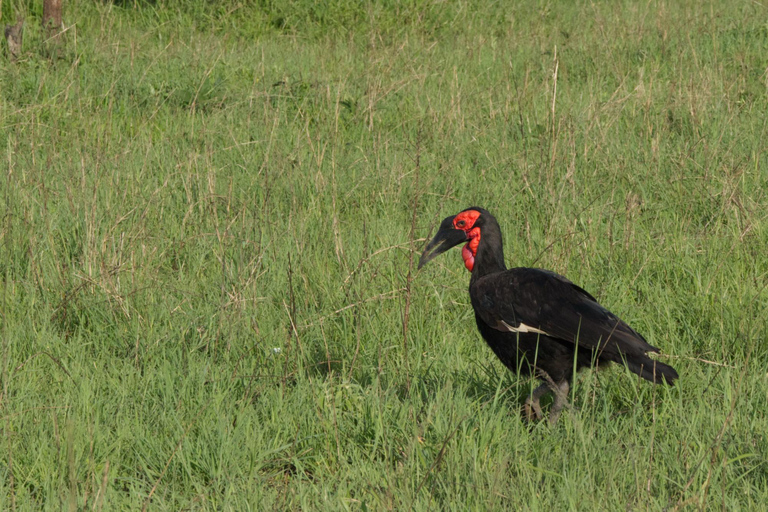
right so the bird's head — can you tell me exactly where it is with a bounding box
[418,207,490,272]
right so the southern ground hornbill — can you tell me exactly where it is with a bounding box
[419,207,678,424]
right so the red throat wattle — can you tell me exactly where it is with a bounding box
[453,210,482,272]
[461,228,481,271]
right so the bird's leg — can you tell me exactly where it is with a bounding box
[522,383,550,421]
[548,380,570,425]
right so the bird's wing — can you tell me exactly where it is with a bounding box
[470,268,659,359]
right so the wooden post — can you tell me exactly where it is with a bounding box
[42,0,62,39]
[4,19,24,61]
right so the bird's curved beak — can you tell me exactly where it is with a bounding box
[418,216,468,269]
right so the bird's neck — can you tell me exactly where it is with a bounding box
[469,222,507,280]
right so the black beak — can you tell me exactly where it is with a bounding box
[418,216,468,269]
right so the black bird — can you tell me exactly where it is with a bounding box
[419,207,678,423]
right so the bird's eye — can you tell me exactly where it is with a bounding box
[456,220,466,228]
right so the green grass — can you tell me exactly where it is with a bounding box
[2,0,768,509]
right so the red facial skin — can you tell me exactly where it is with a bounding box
[453,210,481,271]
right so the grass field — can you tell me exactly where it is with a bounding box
[2,0,768,509]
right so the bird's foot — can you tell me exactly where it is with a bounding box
[522,383,551,422]
[547,380,570,426]
[522,397,544,422]
[548,408,563,425]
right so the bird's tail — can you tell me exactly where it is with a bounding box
[625,356,678,385]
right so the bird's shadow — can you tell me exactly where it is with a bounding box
[304,346,571,425]
[411,358,560,423]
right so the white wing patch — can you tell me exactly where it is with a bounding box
[498,320,549,336]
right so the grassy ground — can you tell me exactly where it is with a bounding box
[2,0,768,509]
